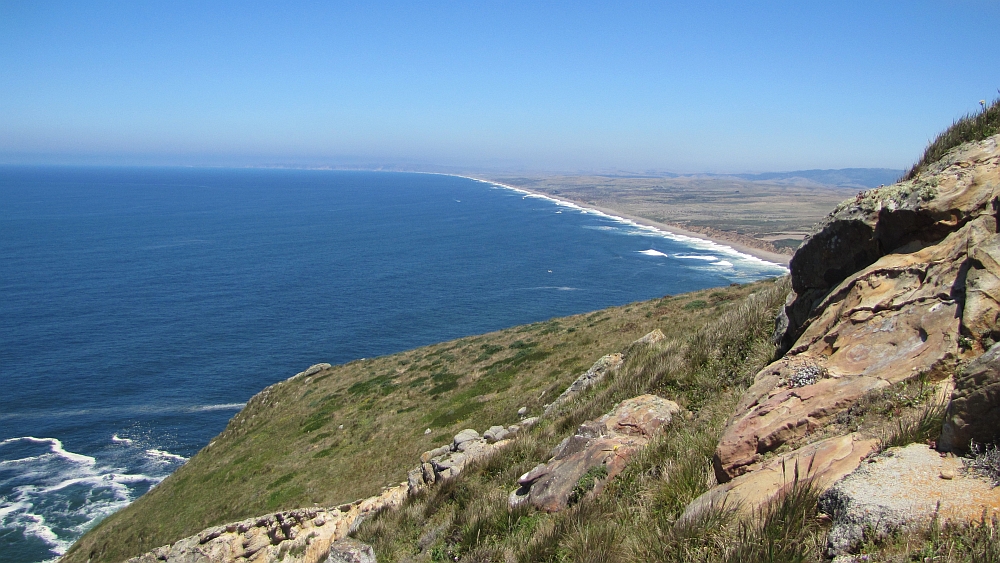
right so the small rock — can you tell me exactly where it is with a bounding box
[940,468,955,480]
[452,429,480,450]
[521,417,539,428]
[326,538,376,563]
[517,406,528,417]
[424,428,431,435]
[483,425,507,443]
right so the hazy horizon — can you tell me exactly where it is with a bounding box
[2,2,997,173]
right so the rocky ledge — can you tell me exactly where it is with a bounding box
[682,133,1000,555]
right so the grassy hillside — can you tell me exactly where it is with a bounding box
[64,281,779,563]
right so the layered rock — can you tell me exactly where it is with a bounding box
[777,134,1000,353]
[819,443,1000,555]
[681,434,877,523]
[714,135,1000,485]
[939,342,1000,452]
[125,486,405,563]
[510,394,680,512]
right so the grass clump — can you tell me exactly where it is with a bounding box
[905,94,1000,180]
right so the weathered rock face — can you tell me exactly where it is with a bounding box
[510,394,680,512]
[778,134,1000,353]
[682,434,878,523]
[819,443,1000,556]
[125,486,405,563]
[714,135,1000,484]
[939,342,1000,452]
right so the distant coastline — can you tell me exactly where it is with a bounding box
[450,174,792,268]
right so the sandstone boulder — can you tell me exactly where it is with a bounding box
[682,434,877,524]
[939,342,1000,452]
[819,443,1000,556]
[714,212,997,483]
[510,394,679,512]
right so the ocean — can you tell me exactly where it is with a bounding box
[0,167,786,562]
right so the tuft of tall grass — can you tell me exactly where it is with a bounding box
[905,95,1000,180]
[876,398,946,451]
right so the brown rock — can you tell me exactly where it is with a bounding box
[714,215,994,483]
[685,434,877,524]
[778,134,1000,352]
[511,395,679,512]
[939,342,1000,452]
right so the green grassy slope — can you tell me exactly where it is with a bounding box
[64,282,775,563]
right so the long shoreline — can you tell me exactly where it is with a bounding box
[448,174,791,268]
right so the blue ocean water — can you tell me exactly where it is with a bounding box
[0,167,786,562]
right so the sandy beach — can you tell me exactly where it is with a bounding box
[458,175,792,267]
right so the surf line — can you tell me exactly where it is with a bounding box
[433,172,788,271]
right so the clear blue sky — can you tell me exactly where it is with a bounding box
[1,1,997,173]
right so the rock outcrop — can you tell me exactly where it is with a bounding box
[714,135,1000,484]
[939,341,1000,452]
[407,427,517,494]
[510,394,680,512]
[819,443,1000,555]
[681,134,1000,524]
[126,486,405,563]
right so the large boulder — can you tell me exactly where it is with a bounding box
[510,394,680,512]
[939,342,1000,452]
[819,443,1000,556]
[713,134,1000,484]
[682,434,877,524]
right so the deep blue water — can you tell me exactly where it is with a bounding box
[0,167,786,562]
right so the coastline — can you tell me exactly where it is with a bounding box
[452,174,791,268]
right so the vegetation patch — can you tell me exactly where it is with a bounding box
[906,95,1000,180]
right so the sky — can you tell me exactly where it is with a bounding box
[1,1,998,173]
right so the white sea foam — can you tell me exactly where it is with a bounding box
[713,260,735,267]
[111,434,134,445]
[0,436,178,559]
[673,254,720,261]
[188,403,245,412]
[1,402,246,421]
[0,437,96,466]
[145,449,188,462]
[439,174,788,274]
[637,249,669,257]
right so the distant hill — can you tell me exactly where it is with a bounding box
[730,168,904,188]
